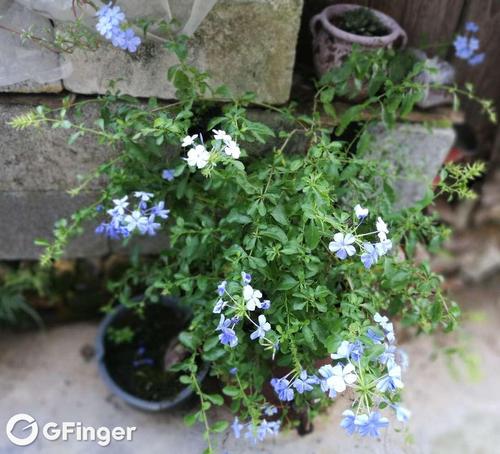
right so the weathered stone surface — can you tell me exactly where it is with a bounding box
[368,123,455,209]
[475,168,500,225]
[0,102,117,191]
[60,0,304,104]
[0,1,64,93]
[0,191,108,260]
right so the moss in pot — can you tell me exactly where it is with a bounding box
[335,7,390,37]
[96,297,209,411]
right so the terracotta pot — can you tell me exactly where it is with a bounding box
[310,4,407,77]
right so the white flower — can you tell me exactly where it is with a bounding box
[250,314,271,340]
[224,139,241,159]
[328,232,356,260]
[322,363,357,393]
[394,405,411,423]
[331,340,350,360]
[376,217,389,241]
[213,129,231,142]
[186,144,210,169]
[124,210,148,233]
[181,134,198,147]
[354,204,369,219]
[375,239,393,256]
[243,285,262,311]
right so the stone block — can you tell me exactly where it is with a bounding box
[368,123,455,209]
[60,0,304,104]
[0,102,117,191]
[0,0,64,93]
[0,191,108,260]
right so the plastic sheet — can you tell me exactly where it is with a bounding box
[0,0,218,86]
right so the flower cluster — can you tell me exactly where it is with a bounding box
[95,192,169,239]
[454,21,484,66]
[328,205,392,269]
[269,312,410,438]
[182,130,241,170]
[95,3,141,52]
[231,416,281,444]
[213,273,276,355]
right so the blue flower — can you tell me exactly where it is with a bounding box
[340,409,357,435]
[232,417,244,438]
[263,404,278,416]
[292,370,319,394]
[331,340,364,362]
[118,28,141,53]
[229,367,238,375]
[454,35,484,65]
[355,412,389,437]
[162,169,175,181]
[257,420,280,441]
[260,299,271,310]
[144,215,161,236]
[151,201,170,219]
[216,314,238,348]
[454,35,474,59]
[219,327,238,348]
[250,314,271,340]
[468,52,485,66]
[329,232,356,260]
[216,280,227,296]
[366,328,384,344]
[241,271,252,284]
[465,21,479,33]
[212,298,227,314]
[95,3,125,39]
[361,242,378,269]
[270,377,294,401]
[378,344,397,365]
[376,365,404,393]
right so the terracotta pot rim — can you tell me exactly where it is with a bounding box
[310,3,406,47]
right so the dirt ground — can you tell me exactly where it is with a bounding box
[0,281,499,454]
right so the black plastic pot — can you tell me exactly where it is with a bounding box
[95,297,209,412]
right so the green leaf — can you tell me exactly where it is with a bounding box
[206,394,224,406]
[260,226,288,244]
[178,331,198,350]
[304,222,321,249]
[212,420,229,433]
[222,386,240,397]
[184,413,198,427]
[270,205,288,225]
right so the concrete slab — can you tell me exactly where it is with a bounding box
[1,285,499,453]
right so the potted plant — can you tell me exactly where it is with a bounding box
[96,297,209,411]
[311,4,407,77]
[9,3,494,453]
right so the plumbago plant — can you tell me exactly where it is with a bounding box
[9,9,495,453]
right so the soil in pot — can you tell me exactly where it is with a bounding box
[104,303,188,401]
[334,7,389,37]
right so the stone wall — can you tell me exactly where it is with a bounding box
[0,0,304,103]
[0,0,304,260]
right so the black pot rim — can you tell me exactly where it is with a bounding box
[95,296,209,412]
